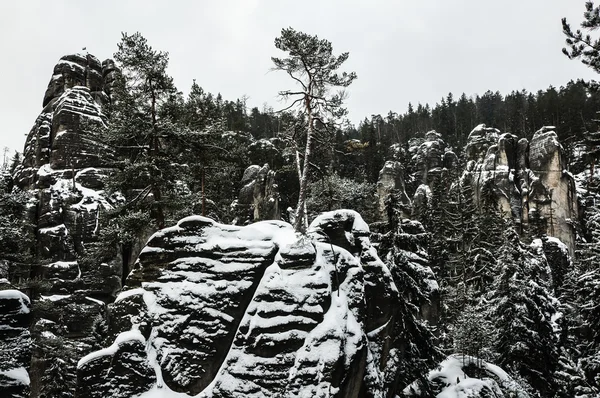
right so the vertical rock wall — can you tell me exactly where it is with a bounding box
[8,53,119,397]
[463,124,578,253]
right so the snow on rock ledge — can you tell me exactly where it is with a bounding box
[78,211,406,398]
[0,287,32,398]
[404,354,530,398]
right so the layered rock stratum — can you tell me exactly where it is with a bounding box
[76,210,436,398]
[6,53,119,396]
[464,124,578,253]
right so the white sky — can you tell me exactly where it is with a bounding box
[0,0,597,154]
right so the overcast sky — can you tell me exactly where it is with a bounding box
[0,0,597,154]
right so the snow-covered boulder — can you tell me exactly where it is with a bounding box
[404,354,530,398]
[78,210,421,397]
[77,330,155,398]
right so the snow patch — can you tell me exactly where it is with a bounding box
[0,367,30,386]
[77,329,146,368]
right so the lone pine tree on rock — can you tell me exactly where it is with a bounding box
[271,27,356,233]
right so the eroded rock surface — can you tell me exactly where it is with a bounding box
[232,164,280,224]
[77,210,432,398]
[463,124,578,253]
[8,53,119,396]
[376,161,411,221]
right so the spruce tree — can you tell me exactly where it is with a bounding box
[0,176,34,267]
[489,228,559,397]
[377,215,442,395]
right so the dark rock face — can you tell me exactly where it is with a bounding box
[0,286,32,398]
[463,124,578,253]
[42,53,109,108]
[376,161,411,221]
[411,131,447,185]
[8,53,119,397]
[540,236,572,292]
[78,210,428,398]
[77,330,156,398]
[14,52,118,285]
[232,164,280,224]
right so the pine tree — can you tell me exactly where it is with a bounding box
[577,266,600,389]
[106,32,183,230]
[271,27,356,233]
[424,172,452,279]
[452,304,493,362]
[39,335,77,398]
[0,176,34,267]
[562,2,600,75]
[376,216,442,395]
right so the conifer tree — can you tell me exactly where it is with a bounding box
[377,215,442,394]
[271,27,356,233]
[562,2,600,75]
[452,304,493,361]
[0,176,34,266]
[489,228,559,397]
[106,32,182,230]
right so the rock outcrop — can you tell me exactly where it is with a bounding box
[409,131,457,186]
[405,354,530,397]
[232,164,280,224]
[464,125,519,216]
[528,127,578,251]
[376,161,411,221]
[77,210,435,397]
[8,53,119,396]
[463,124,578,253]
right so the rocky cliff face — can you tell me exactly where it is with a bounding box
[376,161,411,221]
[7,53,119,396]
[464,124,578,253]
[232,164,280,224]
[76,210,435,397]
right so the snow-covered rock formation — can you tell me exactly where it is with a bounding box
[77,210,435,397]
[8,53,119,395]
[410,131,455,185]
[404,354,530,398]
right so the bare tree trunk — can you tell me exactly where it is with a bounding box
[149,87,165,229]
[202,166,205,216]
[294,108,314,233]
